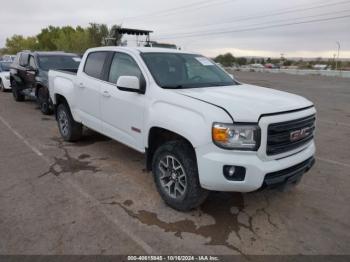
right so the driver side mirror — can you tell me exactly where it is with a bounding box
[116,76,143,94]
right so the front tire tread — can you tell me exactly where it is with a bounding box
[57,103,82,142]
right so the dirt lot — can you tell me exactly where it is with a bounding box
[0,72,349,255]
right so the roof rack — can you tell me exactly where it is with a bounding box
[103,26,153,46]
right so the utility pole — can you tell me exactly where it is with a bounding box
[335,41,340,71]
[280,53,285,66]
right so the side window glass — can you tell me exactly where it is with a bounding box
[29,56,36,68]
[108,53,143,84]
[84,52,108,79]
[15,53,21,64]
[19,53,29,67]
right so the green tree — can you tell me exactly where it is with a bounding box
[88,23,109,47]
[236,57,247,66]
[283,60,292,66]
[52,26,76,52]
[5,35,38,54]
[5,23,122,54]
[37,26,61,50]
[214,52,235,67]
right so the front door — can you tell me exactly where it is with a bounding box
[24,56,37,93]
[101,52,146,152]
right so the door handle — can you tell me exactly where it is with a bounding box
[78,83,85,88]
[102,90,111,98]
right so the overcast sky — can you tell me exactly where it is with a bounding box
[0,0,349,58]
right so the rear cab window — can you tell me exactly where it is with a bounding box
[83,52,109,80]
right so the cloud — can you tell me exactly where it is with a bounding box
[0,0,349,57]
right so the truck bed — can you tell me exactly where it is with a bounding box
[48,69,78,105]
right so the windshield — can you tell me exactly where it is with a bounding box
[0,62,11,72]
[38,55,81,71]
[141,53,236,89]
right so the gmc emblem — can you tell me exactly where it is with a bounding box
[290,127,312,142]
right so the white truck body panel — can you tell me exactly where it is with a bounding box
[49,46,316,192]
[175,84,313,122]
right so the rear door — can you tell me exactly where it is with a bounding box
[100,52,146,152]
[76,51,109,132]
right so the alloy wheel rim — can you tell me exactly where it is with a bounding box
[58,110,69,136]
[158,155,187,199]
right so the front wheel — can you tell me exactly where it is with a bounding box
[152,141,209,211]
[11,80,25,102]
[56,103,82,142]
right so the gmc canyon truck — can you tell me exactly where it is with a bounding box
[10,51,81,114]
[49,47,316,211]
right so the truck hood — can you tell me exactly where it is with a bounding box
[175,84,313,122]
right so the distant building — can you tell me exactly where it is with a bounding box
[313,64,328,70]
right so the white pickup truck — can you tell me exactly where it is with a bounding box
[49,46,316,211]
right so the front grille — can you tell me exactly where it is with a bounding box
[264,157,315,186]
[266,114,315,155]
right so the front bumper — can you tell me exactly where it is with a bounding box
[262,156,315,188]
[196,106,317,192]
[196,140,315,192]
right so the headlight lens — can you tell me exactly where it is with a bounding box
[5,75,10,80]
[212,123,260,150]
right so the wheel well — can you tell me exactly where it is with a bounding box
[146,127,196,171]
[35,84,43,97]
[55,94,68,106]
[54,94,69,119]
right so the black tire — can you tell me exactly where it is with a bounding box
[0,80,6,92]
[37,87,53,115]
[11,80,25,102]
[56,103,82,142]
[152,140,209,211]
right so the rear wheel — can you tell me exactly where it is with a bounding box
[11,80,25,102]
[37,87,52,115]
[56,103,82,142]
[152,140,209,211]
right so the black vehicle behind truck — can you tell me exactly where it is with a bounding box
[10,51,81,114]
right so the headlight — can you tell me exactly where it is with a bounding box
[212,123,260,150]
[5,75,10,80]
